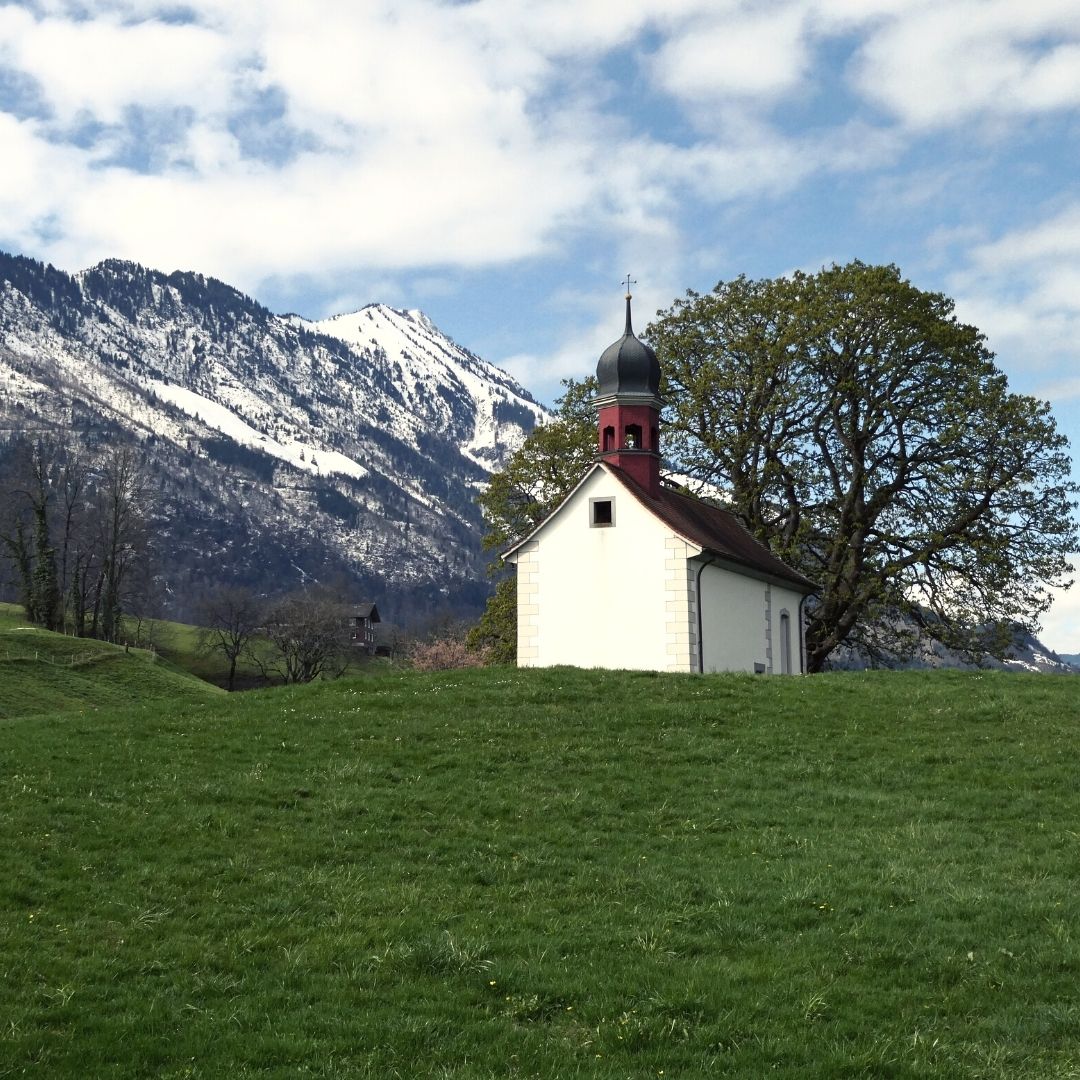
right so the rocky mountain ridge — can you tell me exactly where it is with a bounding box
[0,251,547,622]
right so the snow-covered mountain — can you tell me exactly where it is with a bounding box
[0,251,548,622]
[306,305,536,470]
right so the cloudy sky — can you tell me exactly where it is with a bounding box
[2,0,1080,647]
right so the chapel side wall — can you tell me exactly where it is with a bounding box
[698,566,807,674]
[698,563,771,674]
[529,471,689,671]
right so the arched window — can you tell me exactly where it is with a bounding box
[624,423,642,449]
[602,425,615,451]
[779,611,792,675]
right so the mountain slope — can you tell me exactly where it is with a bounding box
[308,304,538,470]
[826,620,1077,674]
[0,252,548,621]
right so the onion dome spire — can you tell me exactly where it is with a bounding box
[595,283,661,401]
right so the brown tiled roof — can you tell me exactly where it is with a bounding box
[607,466,817,592]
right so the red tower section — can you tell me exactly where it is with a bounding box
[594,293,662,496]
[596,401,661,494]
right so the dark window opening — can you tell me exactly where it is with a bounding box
[590,498,614,527]
[624,424,642,449]
[602,425,615,451]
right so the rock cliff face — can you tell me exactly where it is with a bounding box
[0,251,548,622]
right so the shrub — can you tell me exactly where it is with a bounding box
[409,636,492,671]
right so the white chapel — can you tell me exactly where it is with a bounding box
[503,291,817,674]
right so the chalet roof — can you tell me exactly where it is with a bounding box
[350,603,381,622]
[606,468,817,591]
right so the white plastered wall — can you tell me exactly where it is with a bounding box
[516,468,698,672]
[697,561,806,674]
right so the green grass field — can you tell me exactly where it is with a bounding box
[1,664,1078,1078]
[0,601,375,699]
[0,604,224,720]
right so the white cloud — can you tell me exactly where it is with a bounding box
[34,129,599,287]
[1037,376,1080,405]
[947,203,1080,387]
[968,204,1080,271]
[0,113,97,249]
[809,0,916,27]
[651,5,812,105]
[4,0,881,298]
[0,9,239,124]
[0,1,615,286]
[1,0,1079,365]
[0,0,907,292]
[850,0,1080,129]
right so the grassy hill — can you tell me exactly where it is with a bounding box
[0,602,224,719]
[1,666,1078,1077]
[121,611,271,690]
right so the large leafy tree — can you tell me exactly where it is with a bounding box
[651,262,1079,672]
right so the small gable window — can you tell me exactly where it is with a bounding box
[590,498,614,527]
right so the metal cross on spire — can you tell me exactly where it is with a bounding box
[622,274,637,297]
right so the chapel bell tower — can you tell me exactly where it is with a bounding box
[594,284,662,496]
